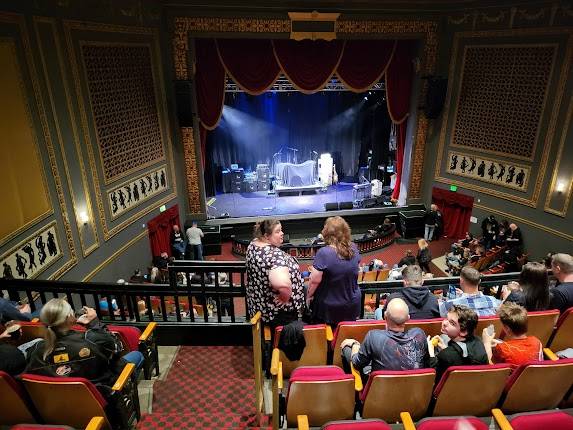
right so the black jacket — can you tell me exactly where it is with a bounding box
[382,286,440,320]
[430,335,488,382]
[26,320,124,388]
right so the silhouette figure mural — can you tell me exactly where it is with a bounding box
[108,167,169,217]
[446,152,529,192]
[1,225,62,280]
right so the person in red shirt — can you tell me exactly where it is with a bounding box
[482,302,542,366]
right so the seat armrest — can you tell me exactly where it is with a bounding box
[297,414,309,430]
[112,363,135,391]
[278,362,283,390]
[350,363,363,392]
[250,311,262,325]
[264,325,272,342]
[543,348,559,361]
[270,348,280,376]
[139,322,157,341]
[492,408,513,430]
[325,325,334,342]
[85,416,105,430]
[400,412,416,430]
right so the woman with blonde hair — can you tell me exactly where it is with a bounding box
[308,216,361,326]
[26,298,143,389]
[417,238,432,274]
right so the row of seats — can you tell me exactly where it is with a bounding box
[275,360,573,427]
[14,320,159,380]
[271,308,569,373]
[296,409,573,430]
[1,364,138,430]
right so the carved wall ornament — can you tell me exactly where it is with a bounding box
[518,7,546,21]
[181,127,202,213]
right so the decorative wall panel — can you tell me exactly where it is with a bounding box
[1,222,62,280]
[81,43,165,183]
[181,127,202,213]
[446,151,530,191]
[452,44,555,160]
[108,165,168,218]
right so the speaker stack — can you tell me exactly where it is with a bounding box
[256,164,270,191]
[231,168,244,193]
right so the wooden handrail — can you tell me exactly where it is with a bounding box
[112,363,135,391]
[400,411,416,430]
[296,414,309,430]
[139,322,157,341]
[250,311,262,325]
[270,348,280,375]
[543,347,559,361]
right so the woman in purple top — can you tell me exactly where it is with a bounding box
[308,216,362,326]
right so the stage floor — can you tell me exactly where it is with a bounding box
[208,183,362,218]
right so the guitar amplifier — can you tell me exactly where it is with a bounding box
[198,224,221,256]
[231,184,242,193]
[257,181,269,191]
[244,180,257,192]
[231,168,244,182]
[256,164,270,180]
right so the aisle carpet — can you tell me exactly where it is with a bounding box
[137,346,268,429]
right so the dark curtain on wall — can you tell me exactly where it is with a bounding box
[147,205,180,257]
[431,188,474,240]
[193,38,416,195]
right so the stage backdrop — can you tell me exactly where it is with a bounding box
[206,91,391,191]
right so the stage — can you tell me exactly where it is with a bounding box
[206,182,393,218]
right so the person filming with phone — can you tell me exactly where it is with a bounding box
[26,298,143,393]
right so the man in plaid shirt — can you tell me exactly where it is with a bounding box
[440,266,502,317]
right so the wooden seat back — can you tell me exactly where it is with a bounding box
[274,325,328,377]
[501,359,573,414]
[526,310,560,346]
[362,369,435,421]
[547,307,573,352]
[331,321,385,368]
[433,364,512,417]
[0,371,36,425]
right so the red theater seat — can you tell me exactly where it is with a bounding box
[416,416,489,430]
[0,371,36,426]
[509,410,573,430]
[360,369,435,422]
[10,416,104,430]
[286,366,356,427]
[321,419,392,430]
[547,306,573,352]
[432,364,512,416]
[500,358,573,413]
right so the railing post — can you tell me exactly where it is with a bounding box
[250,312,264,426]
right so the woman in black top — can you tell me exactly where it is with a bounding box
[417,239,432,274]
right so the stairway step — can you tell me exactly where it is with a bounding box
[137,412,270,429]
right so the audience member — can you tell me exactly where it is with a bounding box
[428,305,488,382]
[481,215,499,250]
[440,266,502,317]
[186,221,204,261]
[503,262,550,311]
[26,299,144,391]
[0,325,27,375]
[482,302,542,366]
[506,223,523,254]
[549,253,573,313]
[424,204,439,242]
[417,239,432,273]
[398,249,416,267]
[308,216,361,327]
[0,297,32,324]
[245,219,305,326]
[341,298,428,381]
[170,224,186,259]
[381,265,439,319]
[495,225,507,247]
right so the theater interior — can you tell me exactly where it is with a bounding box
[1,0,573,429]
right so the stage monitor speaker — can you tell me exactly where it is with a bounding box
[324,202,339,211]
[175,81,194,126]
[339,201,354,210]
[244,181,256,192]
[424,76,448,119]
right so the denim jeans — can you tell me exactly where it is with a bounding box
[123,351,144,369]
[191,244,203,261]
[424,224,435,241]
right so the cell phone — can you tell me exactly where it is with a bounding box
[448,285,457,300]
[75,308,87,318]
[486,324,495,337]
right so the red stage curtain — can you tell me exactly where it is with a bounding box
[147,205,181,257]
[217,39,281,95]
[386,40,416,124]
[273,39,344,93]
[431,187,474,240]
[391,121,407,200]
[337,40,396,92]
[195,39,226,130]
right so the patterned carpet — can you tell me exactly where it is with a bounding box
[137,346,269,429]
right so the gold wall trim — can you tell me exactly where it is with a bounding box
[172,16,438,201]
[434,28,573,208]
[181,127,202,213]
[0,12,77,278]
[544,35,573,218]
[474,203,573,242]
[32,17,100,258]
[0,36,53,247]
[63,20,178,241]
[82,229,147,281]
